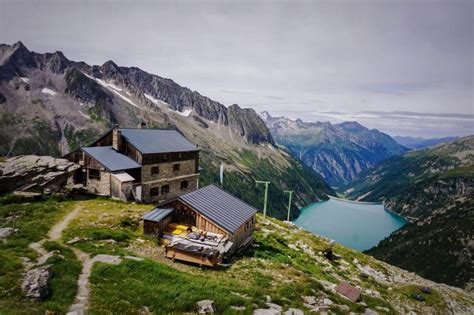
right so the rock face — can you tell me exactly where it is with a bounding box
[0,155,80,194]
[21,265,52,300]
[260,111,407,189]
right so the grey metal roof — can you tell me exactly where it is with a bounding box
[82,146,141,172]
[120,129,198,154]
[179,185,258,234]
[142,208,174,222]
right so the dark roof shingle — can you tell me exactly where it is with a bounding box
[82,146,141,172]
[179,185,258,234]
[120,129,198,154]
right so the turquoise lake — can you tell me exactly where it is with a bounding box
[294,198,406,251]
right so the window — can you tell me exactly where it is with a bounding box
[173,163,180,172]
[161,185,170,194]
[150,187,160,197]
[151,166,160,175]
[180,180,188,190]
[89,169,100,180]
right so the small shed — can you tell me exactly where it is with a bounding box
[111,172,135,201]
[142,208,174,237]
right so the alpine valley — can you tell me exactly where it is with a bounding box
[260,111,407,189]
[0,41,331,220]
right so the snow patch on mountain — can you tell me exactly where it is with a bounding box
[41,88,57,96]
[171,108,193,117]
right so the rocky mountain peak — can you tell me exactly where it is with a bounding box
[0,41,35,70]
[336,121,366,131]
[259,111,272,120]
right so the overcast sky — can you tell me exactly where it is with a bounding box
[1,0,473,137]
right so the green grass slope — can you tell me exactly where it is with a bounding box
[347,136,474,290]
[0,196,472,314]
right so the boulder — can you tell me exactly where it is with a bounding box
[0,155,80,194]
[21,265,52,300]
[0,227,15,239]
[266,303,282,311]
[196,300,215,314]
[302,295,317,305]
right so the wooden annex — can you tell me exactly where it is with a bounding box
[142,184,257,267]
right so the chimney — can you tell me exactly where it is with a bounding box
[139,121,147,129]
[112,124,121,151]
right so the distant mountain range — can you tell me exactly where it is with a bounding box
[347,136,474,290]
[393,135,459,149]
[260,111,407,189]
[0,41,332,219]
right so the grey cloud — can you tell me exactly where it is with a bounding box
[0,0,472,137]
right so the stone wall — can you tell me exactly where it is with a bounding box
[86,169,111,196]
[141,159,197,183]
[141,174,198,203]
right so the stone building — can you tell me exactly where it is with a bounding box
[65,126,199,203]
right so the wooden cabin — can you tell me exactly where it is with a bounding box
[142,184,257,267]
[64,125,199,202]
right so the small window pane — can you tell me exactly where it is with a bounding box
[161,185,170,194]
[150,187,160,197]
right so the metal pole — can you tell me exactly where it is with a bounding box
[284,190,293,221]
[256,180,270,218]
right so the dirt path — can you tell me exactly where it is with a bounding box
[48,206,82,241]
[27,204,122,315]
[68,252,122,315]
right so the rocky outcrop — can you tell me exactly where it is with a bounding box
[0,155,80,194]
[21,265,52,300]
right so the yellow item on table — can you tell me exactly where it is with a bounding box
[171,228,184,235]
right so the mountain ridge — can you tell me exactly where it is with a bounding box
[393,135,459,149]
[260,111,408,189]
[0,41,331,219]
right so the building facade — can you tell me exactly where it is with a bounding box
[65,126,199,203]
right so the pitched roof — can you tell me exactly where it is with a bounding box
[120,128,198,154]
[82,146,141,172]
[178,185,258,234]
[142,208,174,222]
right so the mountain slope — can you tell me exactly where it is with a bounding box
[347,136,474,290]
[0,41,332,219]
[1,196,473,314]
[393,135,459,149]
[260,111,407,189]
